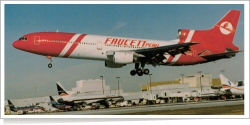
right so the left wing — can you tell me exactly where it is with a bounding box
[134,42,199,66]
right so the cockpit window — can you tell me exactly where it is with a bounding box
[19,37,28,41]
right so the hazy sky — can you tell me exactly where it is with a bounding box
[3,3,246,99]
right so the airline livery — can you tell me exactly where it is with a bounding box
[13,10,241,76]
[56,82,124,108]
[7,100,45,114]
[219,74,244,96]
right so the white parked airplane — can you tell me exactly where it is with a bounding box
[219,74,244,97]
[56,82,124,108]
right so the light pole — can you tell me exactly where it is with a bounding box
[198,71,202,92]
[34,87,36,97]
[181,74,184,84]
[220,70,225,75]
[149,74,152,94]
[100,76,104,94]
[14,86,17,99]
[116,77,120,95]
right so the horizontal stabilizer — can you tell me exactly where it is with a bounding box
[199,50,241,61]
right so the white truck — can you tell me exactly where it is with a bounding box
[142,94,158,105]
[119,100,132,107]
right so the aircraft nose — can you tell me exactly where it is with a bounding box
[12,40,22,49]
[12,41,19,48]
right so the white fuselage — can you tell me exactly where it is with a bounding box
[58,34,179,61]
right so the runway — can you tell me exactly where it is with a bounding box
[30,99,244,115]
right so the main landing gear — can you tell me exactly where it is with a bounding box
[130,63,150,76]
[46,56,53,68]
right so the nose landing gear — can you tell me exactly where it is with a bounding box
[48,63,53,68]
[46,56,53,68]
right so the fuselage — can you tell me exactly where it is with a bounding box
[229,86,244,95]
[13,32,207,66]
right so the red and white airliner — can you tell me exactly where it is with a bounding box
[13,10,241,76]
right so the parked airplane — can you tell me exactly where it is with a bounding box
[48,96,72,111]
[56,82,124,108]
[219,74,244,98]
[7,100,45,114]
[12,10,241,76]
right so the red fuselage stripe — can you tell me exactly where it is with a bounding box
[63,34,87,57]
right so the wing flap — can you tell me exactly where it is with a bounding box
[135,42,199,56]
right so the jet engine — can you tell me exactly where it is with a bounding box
[177,29,190,40]
[105,61,125,68]
[57,98,64,103]
[113,52,134,64]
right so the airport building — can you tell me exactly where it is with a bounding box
[142,74,222,91]
[71,79,124,95]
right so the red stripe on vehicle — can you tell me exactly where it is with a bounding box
[63,34,87,57]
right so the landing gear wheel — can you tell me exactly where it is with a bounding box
[48,63,52,68]
[130,62,149,76]
[136,69,143,76]
[143,69,150,75]
[138,72,143,76]
[46,56,53,68]
[136,68,142,74]
[130,70,136,76]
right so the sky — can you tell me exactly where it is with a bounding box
[2,3,247,100]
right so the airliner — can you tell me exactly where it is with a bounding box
[7,100,45,114]
[56,82,124,108]
[219,74,244,97]
[12,10,241,76]
[48,96,72,111]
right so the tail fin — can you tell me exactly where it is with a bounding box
[178,10,241,55]
[212,10,241,44]
[49,96,56,102]
[7,100,16,111]
[219,74,236,88]
[56,82,69,96]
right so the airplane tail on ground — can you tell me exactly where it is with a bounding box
[219,74,237,88]
[7,100,16,111]
[56,82,70,96]
[49,96,56,102]
[178,10,241,60]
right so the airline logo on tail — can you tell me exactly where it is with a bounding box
[49,96,56,102]
[228,80,233,86]
[8,100,14,107]
[56,83,69,96]
[220,22,234,35]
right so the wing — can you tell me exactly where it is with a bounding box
[134,42,199,66]
[83,99,104,104]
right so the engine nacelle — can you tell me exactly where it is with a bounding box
[113,52,134,64]
[105,61,125,68]
[177,29,190,42]
[57,98,64,103]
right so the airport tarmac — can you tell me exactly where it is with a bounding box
[29,99,244,115]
